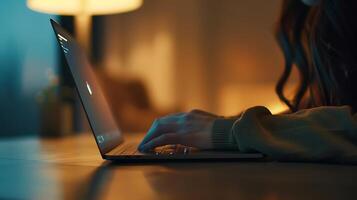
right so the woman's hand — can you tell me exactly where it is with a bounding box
[138,110,220,152]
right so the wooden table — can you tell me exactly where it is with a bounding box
[0,133,356,200]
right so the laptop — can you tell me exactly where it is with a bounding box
[50,19,264,161]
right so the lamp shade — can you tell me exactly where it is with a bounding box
[27,0,143,15]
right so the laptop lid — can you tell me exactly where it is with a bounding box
[50,19,122,156]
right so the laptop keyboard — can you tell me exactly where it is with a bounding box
[112,143,196,156]
[153,144,196,155]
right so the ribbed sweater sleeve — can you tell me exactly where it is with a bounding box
[211,105,357,163]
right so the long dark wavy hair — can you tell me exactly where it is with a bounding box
[275,0,357,112]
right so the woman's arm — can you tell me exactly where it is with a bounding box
[212,106,357,163]
[138,105,357,163]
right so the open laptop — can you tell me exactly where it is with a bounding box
[50,19,264,161]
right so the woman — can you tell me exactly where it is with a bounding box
[138,0,357,163]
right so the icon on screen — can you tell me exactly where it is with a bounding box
[57,34,69,54]
[86,81,93,95]
[97,135,105,144]
[57,33,67,42]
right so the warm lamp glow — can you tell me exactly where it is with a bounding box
[27,0,143,15]
[27,0,143,52]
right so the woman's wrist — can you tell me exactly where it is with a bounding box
[211,118,239,150]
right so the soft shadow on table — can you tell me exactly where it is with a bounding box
[76,161,357,200]
[76,161,113,200]
[138,162,357,200]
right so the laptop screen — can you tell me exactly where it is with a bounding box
[50,19,122,155]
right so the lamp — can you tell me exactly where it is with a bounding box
[27,0,143,51]
[28,0,143,134]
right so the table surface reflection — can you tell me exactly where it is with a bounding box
[0,133,356,200]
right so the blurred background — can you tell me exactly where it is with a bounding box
[0,0,296,138]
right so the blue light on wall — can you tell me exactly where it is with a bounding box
[0,0,58,136]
